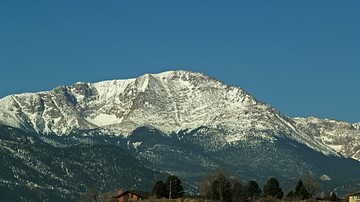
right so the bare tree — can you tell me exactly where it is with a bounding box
[301,175,320,198]
[199,170,223,200]
[199,170,224,200]
[199,169,235,202]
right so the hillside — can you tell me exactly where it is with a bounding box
[0,70,359,201]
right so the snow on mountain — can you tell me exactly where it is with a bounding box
[353,122,360,130]
[0,71,257,134]
[293,117,360,161]
[2,70,360,200]
[0,70,347,157]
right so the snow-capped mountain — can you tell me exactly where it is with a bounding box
[1,71,257,135]
[294,117,360,161]
[1,70,360,201]
[0,70,342,156]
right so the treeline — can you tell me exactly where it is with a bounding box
[79,170,340,202]
[152,175,185,199]
[150,170,339,202]
[196,170,339,202]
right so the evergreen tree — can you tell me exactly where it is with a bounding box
[286,190,294,199]
[232,181,244,202]
[329,192,338,201]
[263,177,283,199]
[165,175,185,199]
[152,180,167,199]
[245,180,262,201]
[222,179,233,202]
[295,179,309,200]
[295,179,304,194]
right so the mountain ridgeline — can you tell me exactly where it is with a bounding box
[0,70,359,201]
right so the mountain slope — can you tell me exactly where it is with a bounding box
[0,70,360,200]
[0,71,339,156]
[0,125,163,201]
[294,117,360,161]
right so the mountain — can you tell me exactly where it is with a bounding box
[0,125,163,201]
[0,70,359,201]
[0,71,343,154]
[294,117,360,161]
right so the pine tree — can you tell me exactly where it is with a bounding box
[232,181,243,202]
[165,175,185,199]
[245,180,262,201]
[295,179,309,200]
[330,192,338,201]
[263,177,283,199]
[286,190,294,199]
[152,180,167,199]
[222,179,233,202]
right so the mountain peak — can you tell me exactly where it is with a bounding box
[0,70,349,158]
[1,71,360,201]
[0,70,255,134]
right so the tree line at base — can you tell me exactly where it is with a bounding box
[195,169,339,202]
[152,175,185,199]
[151,170,339,202]
[78,170,339,202]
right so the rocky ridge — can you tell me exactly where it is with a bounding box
[1,70,360,201]
[1,70,354,157]
[294,117,360,161]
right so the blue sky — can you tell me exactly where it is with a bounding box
[1,1,359,123]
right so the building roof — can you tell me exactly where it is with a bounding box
[348,191,360,196]
[114,190,146,199]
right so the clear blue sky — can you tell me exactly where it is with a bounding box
[1,1,359,123]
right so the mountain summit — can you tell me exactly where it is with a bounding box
[1,70,360,201]
[1,71,255,135]
[0,70,343,155]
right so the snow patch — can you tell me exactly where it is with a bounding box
[320,174,331,181]
[328,145,342,152]
[132,141,142,151]
[225,133,246,143]
[85,114,123,126]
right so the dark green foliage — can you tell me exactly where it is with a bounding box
[330,192,338,201]
[294,179,309,200]
[295,179,304,194]
[152,180,167,198]
[222,179,233,202]
[164,175,185,199]
[286,190,294,198]
[263,177,283,199]
[245,180,262,200]
[232,181,244,202]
